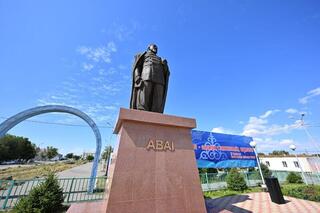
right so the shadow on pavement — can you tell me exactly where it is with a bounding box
[205,194,253,213]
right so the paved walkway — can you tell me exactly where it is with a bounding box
[57,162,105,178]
[205,192,320,213]
[67,192,320,213]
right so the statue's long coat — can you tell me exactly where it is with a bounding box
[129,52,170,113]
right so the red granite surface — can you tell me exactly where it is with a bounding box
[68,108,206,213]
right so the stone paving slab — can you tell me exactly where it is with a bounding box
[67,191,320,213]
[67,200,106,213]
[205,192,320,213]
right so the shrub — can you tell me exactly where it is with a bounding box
[282,184,320,202]
[260,163,272,178]
[198,168,207,173]
[14,173,64,213]
[286,172,303,184]
[226,168,248,191]
[86,155,94,161]
[65,153,74,159]
[73,155,81,160]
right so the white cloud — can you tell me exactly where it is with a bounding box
[37,99,69,106]
[37,39,129,127]
[108,22,138,41]
[102,84,121,93]
[209,108,307,153]
[77,41,117,64]
[242,117,267,136]
[105,105,117,110]
[299,87,320,104]
[50,95,63,100]
[107,42,117,52]
[37,84,118,126]
[211,127,236,134]
[279,139,294,145]
[253,137,296,151]
[242,110,299,137]
[82,63,94,71]
[285,108,298,114]
[260,109,280,119]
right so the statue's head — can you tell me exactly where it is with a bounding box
[148,44,158,54]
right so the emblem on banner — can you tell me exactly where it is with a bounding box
[199,132,227,160]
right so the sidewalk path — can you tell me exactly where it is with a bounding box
[57,162,105,178]
[205,192,320,213]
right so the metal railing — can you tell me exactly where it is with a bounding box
[199,171,320,191]
[272,171,320,185]
[200,172,263,191]
[2,171,319,209]
[0,177,107,209]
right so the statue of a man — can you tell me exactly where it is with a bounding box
[130,44,170,113]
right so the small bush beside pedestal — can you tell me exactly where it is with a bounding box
[226,168,248,191]
[14,173,64,213]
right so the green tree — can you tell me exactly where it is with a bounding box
[269,150,289,156]
[14,172,64,213]
[286,172,303,183]
[260,163,272,178]
[17,139,37,161]
[46,146,58,159]
[226,168,248,191]
[0,142,9,162]
[39,150,47,160]
[65,153,74,159]
[86,155,94,161]
[0,134,36,162]
[73,155,81,160]
[101,145,113,160]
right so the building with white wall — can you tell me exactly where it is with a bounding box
[260,156,320,173]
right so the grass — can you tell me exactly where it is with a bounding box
[204,183,320,202]
[0,161,86,180]
[203,186,263,199]
[281,183,320,202]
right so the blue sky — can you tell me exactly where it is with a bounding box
[1,0,320,155]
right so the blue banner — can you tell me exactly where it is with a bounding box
[192,130,257,168]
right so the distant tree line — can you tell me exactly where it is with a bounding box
[269,150,289,156]
[37,146,59,160]
[101,145,113,160]
[0,134,36,162]
[0,134,62,163]
[64,153,81,160]
[257,150,290,156]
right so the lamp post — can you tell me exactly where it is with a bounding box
[250,141,266,187]
[289,144,308,185]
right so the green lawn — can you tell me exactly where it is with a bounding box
[204,184,320,203]
[203,186,263,198]
[281,183,320,202]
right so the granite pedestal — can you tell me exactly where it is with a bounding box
[68,108,206,213]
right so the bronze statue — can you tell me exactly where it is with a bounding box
[130,44,170,113]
